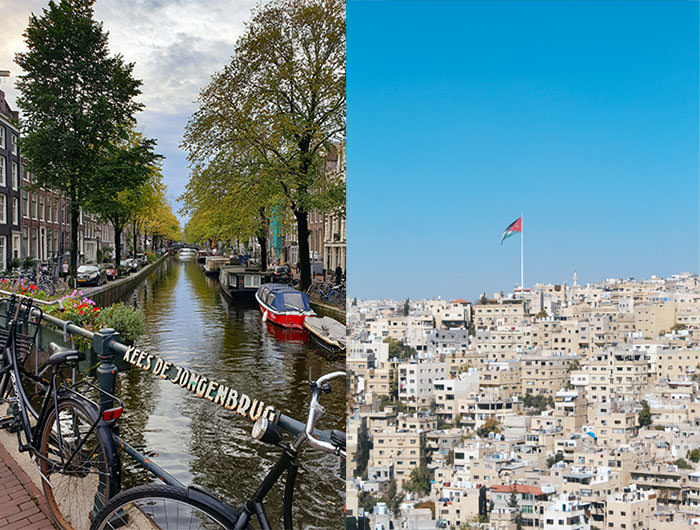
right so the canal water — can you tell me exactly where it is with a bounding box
[113,258,345,529]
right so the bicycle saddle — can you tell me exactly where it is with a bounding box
[330,429,345,451]
[47,342,85,365]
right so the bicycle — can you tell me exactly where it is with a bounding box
[0,291,122,529]
[89,371,346,530]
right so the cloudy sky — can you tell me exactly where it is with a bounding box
[0,0,257,223]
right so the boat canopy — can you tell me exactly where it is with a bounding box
[258,283,311,312]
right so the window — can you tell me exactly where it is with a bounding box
[0,194,6,224]
[0,127,4,149]
[47,199,52,223]
[0,157,4,186]
[22,190,28,218]
[12,197,17,225]
[22,228,28,257]
[0,236,5,270]
[11,162,17,190]
[39,196,44,220]
[53,200,58,222]
[31,193,37,219]
[10,134,17,155]
[12,234,19,259]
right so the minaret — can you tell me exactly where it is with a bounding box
[573,271,578,287]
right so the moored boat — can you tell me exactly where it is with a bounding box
[203,256,230,277]
[196,249,211,264]
[255,283,315,329]
[304,315,346,353]
[219,266,272,301]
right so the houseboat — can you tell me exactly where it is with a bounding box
[304,316,346,353]
[196,249,211,264]
[203,256,230,277]
[219,266,272,301]
[255,283,315,330]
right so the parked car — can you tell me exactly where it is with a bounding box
[77,264,107,286]
[135,253,149,266]
[119,258,139,273]
[103,263,118,281]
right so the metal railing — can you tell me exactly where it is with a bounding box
[7,305,329,489]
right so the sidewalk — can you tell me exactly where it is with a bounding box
[0,442,56,529]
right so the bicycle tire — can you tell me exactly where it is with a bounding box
[38,281,55,297]
[328,290,342,306]
[40,397,116,530]
[90,483,242,530]
[53,278,68,295]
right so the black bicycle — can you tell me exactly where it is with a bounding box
[0,291,122,529]
[89,371,346,530]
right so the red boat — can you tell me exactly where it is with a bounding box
[255,283,315,330]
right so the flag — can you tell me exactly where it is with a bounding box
[500,217,522,244]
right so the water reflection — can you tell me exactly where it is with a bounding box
[115,259,345,528]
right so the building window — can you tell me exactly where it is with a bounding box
[0,236,6,270]
[22,228,28,257]
[0,127,4,149]
[0,157,4,187]
[10,134,17,155]
[22,190,28,219]
[31,193,37,219]
[12,197,17,226]
[0,194,6,224]
[11,162,17,190]
[53,200,58,222]
[39,196,44,221]
[12,234,20,260]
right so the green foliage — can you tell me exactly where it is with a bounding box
[383,337,416,360]
[674,458,693,469]
[403,298,410,316]
[404,465,431,495]
[358,491,379,514]
[522,393,554,414]
[96,302,145,345]
[383,479,403,515]
[22,257,36,270]
[477,417,501,438]
[546,452,565,468]
[16,0,144,279]
[638,400,652,427]
[687,449,700,463]
[535,309,548,319]
[672,323,688,332]
[181,0,345,290]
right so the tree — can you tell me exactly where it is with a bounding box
[182,0,345,290]
[546,452,565,468]
[687,449,700,463]
[508,485,523,530]
[477,417,501,438]
[674,458,693,469]
[404,465,431,495]
[16,0,144,281]
[88,129,162,268]
[638,400,652,427]
[535,309,548,319]
[672,323,688,332]
[403,298,410,316]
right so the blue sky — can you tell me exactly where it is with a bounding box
[348,0,699,301]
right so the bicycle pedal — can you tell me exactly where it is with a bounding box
[0,416,17,431]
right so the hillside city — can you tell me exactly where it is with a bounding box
[347,272,700,530]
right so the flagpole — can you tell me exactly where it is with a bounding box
[520,213,524,290]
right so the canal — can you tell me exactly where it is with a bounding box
[111,258,345,529]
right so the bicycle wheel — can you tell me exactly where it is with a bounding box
[40,398,115,530]
[38,281,55,297]
[328,290,342,306]
[90,484,240,530]
[53,277,68,295]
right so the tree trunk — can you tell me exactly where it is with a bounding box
[257,235,267,271]
[133,222,138,257]
[295,209,311,291]
[69,188,79,286]
[114,223,122,273]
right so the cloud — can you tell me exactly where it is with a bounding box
[0,0,258,220]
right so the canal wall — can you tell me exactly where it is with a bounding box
[88,254,168,307]
[310,299,346,322]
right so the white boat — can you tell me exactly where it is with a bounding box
[303,315,346,353]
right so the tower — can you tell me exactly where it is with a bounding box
[573,271,578,287]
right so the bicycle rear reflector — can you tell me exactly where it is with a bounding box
[103,406,123,422]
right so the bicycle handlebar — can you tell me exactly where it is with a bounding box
[0,290,64,310]
[303,371,345,456]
